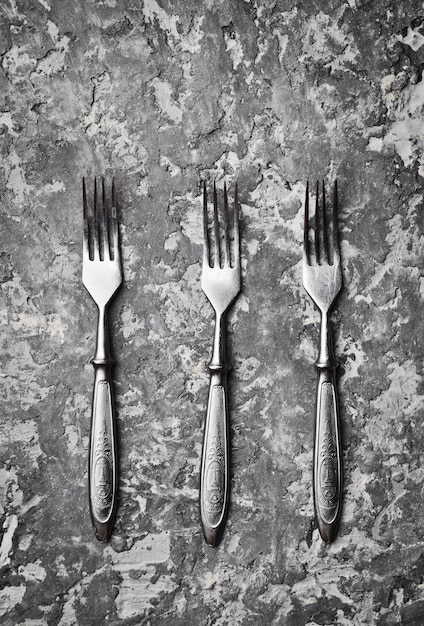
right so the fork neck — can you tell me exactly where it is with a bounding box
[209,313,228,373]
[92,304,114,367]
[316,311,336,371]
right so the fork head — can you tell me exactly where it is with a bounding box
[201,181,241,315]
[303,180,342,313]
[82,177,122,309]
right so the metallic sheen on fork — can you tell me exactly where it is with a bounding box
[200,181,241,546]
[82,177,122,542]
[303,181,343,544]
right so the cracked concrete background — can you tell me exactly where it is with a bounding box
[2,0,424,624]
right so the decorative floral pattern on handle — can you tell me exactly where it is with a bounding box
[90,378,115,526]
[201,383,228,535]
[316,381,340,526]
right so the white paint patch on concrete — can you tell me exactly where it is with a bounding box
[37,0,51,10]
[151,78,183,124]
[5,148,34,207]
[142,0,179,38]
[223,28,244,70]
[105,532,176,618]
[36,180,66,195]
[0,514,19,568]
[0,584,26,618]
[18,560,47,582]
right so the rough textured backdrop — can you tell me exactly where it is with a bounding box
[2,0,424,624]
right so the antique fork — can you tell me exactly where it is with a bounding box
[200,181,241,546]
[82,177,122,542]
[303,181,343,544]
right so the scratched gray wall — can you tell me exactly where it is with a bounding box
[2,0,424,624]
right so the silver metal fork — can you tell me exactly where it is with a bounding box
[303,180,343,544]
[200,181,241,546]
[82,177,122,542]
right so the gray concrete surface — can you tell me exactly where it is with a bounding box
[2,1,424,624]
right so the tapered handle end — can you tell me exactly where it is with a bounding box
[203,524,224,547]
[318,520,339,545]
[93,520,112,543]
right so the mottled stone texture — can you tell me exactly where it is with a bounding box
[2,0,424,624]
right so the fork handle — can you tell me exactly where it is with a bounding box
[313,367,342,543]
[200,368,230,546]
[89,308,117,543]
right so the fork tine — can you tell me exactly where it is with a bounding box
[102,178,111,261]
[83,177,91,261]
[321,181,330,264]
[97,177,107,261]
[304,181,310,265]
[212,182,220,267]
[92,177,101,260]
[233,182,240,268]
[222,182,230,266]
[333,180,340,262]
[314,180,320,264]
[202,181,210,267]
[111,177,119,262]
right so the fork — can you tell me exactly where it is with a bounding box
[303,180,343,544]
[200,181,241,546]
[82,177,122,542]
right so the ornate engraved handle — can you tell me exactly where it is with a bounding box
[313,370,342,543]
[89,309,117,543]
[200,374,229,546]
